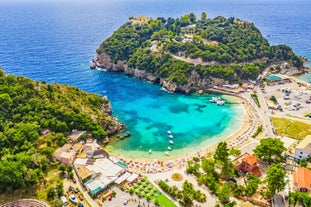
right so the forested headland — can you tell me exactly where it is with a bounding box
[0,68,122,195]
[95,13,303,93]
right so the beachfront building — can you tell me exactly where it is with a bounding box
[236,154,262,177]
[294,135,311,161]
[266,74,291,86]
[74,158,127,197]
[293,167,311,192]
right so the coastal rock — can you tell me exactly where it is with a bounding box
[100,117,126,136]
[101,99,112,116]
[94,53,232,94]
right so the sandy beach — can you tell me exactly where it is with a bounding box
[108,95,262,175]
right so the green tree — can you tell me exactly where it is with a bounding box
[264,164,286,198]
[47,186,56,200]
[214,142,229,163]
[229,148,241,157]
[52,198,63,207]
[245,174,260,196]
[189,13,196,23]
[216,182,233,204]
[201,12,207,21]
[254,138,286,164]
[58,164,66,173]
[66,165,73,174]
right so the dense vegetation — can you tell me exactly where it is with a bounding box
[158,180,206,206]
[185,141,287,205]
[0,68,115,194]
[97,13,303,87]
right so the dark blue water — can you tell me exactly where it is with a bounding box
[0,0,310,157]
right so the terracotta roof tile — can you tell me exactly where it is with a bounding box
[242,155,258,165]
[294,167,311,190]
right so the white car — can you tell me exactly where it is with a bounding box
[123,199,128,205]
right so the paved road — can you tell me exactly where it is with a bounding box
[63,171,100,207]
[242,87,275,138]
[256,88,275,137]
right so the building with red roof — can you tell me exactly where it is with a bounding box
[293,167,311,192]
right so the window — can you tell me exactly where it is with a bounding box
[300,152,303,154]
[299,156,302,158]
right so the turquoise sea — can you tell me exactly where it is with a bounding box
[0,0,310,158]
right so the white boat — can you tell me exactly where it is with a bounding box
[169,135,174,139]
[167,130,172,134]
[148,149,152,154]
[165,151,170,156]
[217,101,225,105]
[210,97,220,103]
[167,146,172,151]
[169,140,174,145]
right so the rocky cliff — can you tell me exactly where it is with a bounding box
[94,52,229,94]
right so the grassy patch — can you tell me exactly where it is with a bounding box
[272,117,311,140]
[129,177,177,207]
[156,194,177,207]
[252,125,263,138]
[251,94,260,107]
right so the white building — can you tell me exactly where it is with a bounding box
[294,135,311,161]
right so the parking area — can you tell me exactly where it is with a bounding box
[262,80,311,117]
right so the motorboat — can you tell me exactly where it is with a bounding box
[148,149,152,154]
[210,97,220,103]
[167,130,172,134]
[169,135,174,138]
[169,140,174,145]
[167,146,172,151]
[217,101,225,105]
[165,151,170,156]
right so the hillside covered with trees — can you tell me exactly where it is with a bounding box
[0,68,122,194]
[95,13,302,93]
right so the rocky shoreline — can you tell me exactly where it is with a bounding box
[92,52,309,94]
[100,97,126,137]
[92,53,230,94]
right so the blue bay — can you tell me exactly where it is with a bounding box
[0,0,310,158]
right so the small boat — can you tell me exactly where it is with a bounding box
[148,149,152,154]
[210,97,221,103]
[165,151,170,156]
[139,146,142,149]
[169,135,174,139]
[169,140,174,145]
[167,130,172,134]
[167,146,172,151]
[217,101,225,105]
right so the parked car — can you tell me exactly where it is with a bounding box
[78,194,83,201]
[60,196,68,206]
[72,178,76,183]
[69,186,74,192]
[63,173,67,178]
[123,199,128,205]
[108,195,113,201]
[69,195,78,203]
